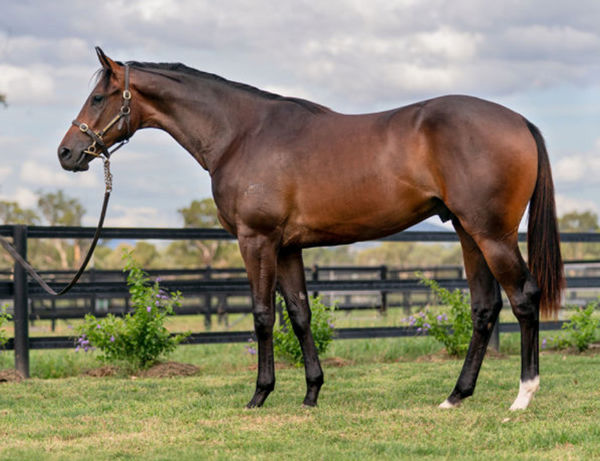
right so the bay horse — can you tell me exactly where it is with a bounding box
[58,48,564,410]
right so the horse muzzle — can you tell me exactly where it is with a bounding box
[57,145,90,171]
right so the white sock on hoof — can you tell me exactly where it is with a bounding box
[439,399,460,409]
[509,376,539,411]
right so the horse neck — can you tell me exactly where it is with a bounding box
[136,74,257,173]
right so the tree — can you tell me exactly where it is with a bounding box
[0,201,40,270]
[166,198,243,267]
[0,201,40,225]
[559,211,599,232]
[37,190,86,269]
[558,210,600,261]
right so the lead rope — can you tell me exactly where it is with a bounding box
[0,158,112,296]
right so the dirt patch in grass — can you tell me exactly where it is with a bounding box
[323,357,354,367]
[84,361,200,379]
[0,369,24,383]
[85,365,120,377]
[139,361,200,378]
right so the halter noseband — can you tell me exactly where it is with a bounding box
[72,64,132,160]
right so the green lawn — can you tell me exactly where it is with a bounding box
[1,337,599,460]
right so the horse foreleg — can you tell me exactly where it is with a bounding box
[277,248,324,406]
[238,233,279,408]
[440,221,502,408]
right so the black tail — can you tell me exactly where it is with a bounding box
[526,120,564,319]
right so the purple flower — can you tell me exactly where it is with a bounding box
[156,277,162,283]
[246,346,257,355]
[542,338,547,350]
[110,335,115,342]
[147,306,152,313]
[96,324,101,329]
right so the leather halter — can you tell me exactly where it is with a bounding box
[72,64,132,160]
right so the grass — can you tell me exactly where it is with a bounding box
[1,335,600,460]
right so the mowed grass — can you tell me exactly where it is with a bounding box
[1,335,600,460]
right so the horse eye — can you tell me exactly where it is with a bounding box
[92,94,104,105]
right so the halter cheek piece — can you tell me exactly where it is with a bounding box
[72,64,132,161]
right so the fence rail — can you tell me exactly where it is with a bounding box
[1,224,600,377]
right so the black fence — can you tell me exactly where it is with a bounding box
[2,224,600,377]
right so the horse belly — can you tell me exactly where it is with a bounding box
[284,183,438,247]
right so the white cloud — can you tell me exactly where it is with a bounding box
[0,187,38,208]
[553,141,600,184]
[20,161,100,189]
[0,65,55,104]
[555,194,599,215]
[0,166,12,183]
[103,204,171,228]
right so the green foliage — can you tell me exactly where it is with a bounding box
[272,295,335,366]
[76,251,189,370]
[406,273,472,357]
[553,303,600,352]
[0,304,12,348]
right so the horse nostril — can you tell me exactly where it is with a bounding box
[58,146,72,161]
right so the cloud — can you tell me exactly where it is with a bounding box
[0,186,38,208]
[20,160,100,189]
[0,166,11,183]
[103,204,171,228]
[553,140,600,185]
[0,64,55,104]
[555,194,599,215]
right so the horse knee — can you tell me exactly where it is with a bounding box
[471,298,502,333]
[253,303,275,337]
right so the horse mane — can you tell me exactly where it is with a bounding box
[98,61,330,115]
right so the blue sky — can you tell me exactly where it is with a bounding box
[1,0,599,228]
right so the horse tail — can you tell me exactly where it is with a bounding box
[525,120,564,319]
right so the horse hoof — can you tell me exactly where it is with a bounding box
[439,399,460,409]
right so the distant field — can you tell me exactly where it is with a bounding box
[1,336,600,460]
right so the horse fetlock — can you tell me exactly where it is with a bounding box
[509,376,540,410]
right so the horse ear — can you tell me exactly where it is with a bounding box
[95,46,119,72]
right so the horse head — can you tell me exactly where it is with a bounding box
[58,47,134,171]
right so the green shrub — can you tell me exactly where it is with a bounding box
[553,302,600,352]
[405,274,472,357]
[0,304,11,348]
[272,295,335,366]
[76,251,189,370]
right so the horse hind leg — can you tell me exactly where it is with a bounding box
[277,248,324,406]
[440,219,503,408]
[471,233,541,411]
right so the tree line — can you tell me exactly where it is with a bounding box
[1,191,598,271]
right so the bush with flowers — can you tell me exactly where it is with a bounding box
[403,274,472,357]
[549,302,600,352]
[75,251,189,370]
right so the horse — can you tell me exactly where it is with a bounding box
[58,47,564,411]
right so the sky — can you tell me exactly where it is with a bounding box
[1,0,599,229]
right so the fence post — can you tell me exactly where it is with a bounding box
[380,265,388,315]
[13,225,30,378]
